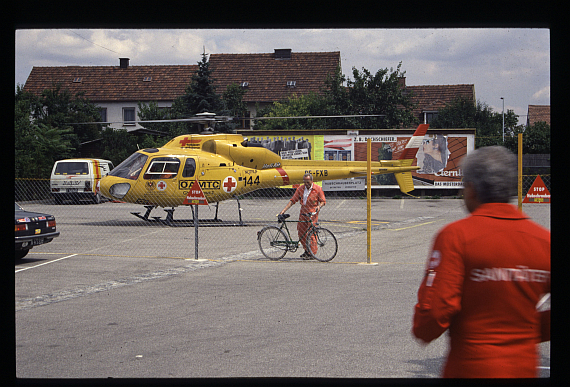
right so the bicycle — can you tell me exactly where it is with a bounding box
[257,212,338,262]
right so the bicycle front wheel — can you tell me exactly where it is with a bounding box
[306,227,338,262]
[258,226,289,260]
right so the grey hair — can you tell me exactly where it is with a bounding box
[461,146,517,203]
[303,173,313,180]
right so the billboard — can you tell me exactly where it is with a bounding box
[243,130,474,190]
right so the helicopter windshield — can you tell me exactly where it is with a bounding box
[108,152,149,180]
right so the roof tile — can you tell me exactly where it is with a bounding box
[23,65,198,101]
[527,105,550,126]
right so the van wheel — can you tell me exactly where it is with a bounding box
[92,192,101,204]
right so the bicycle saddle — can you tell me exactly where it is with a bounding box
[278,213,291,222]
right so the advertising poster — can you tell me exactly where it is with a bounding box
[352,134,469,188]
[244,135,314,160]
[244,131,473,190]
[244,134,316,188]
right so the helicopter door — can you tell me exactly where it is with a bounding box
[141,156,182,207]
[178,157,200,201]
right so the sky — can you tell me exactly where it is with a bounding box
[15,28,550,125]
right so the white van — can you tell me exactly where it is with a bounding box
[50,158,114,204]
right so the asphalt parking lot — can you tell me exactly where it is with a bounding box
[15,198,550,378]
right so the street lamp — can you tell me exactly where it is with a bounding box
[500,97,505,143]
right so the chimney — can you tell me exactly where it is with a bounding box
[274,49,292,60]
[398,77,406,88]
[119,58,130,69]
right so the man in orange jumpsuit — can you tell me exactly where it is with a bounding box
[412,146,550,378]
[279,173,326,259]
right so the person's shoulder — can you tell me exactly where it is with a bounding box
[434,215,472,239]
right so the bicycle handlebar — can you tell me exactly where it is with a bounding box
[278,212,319,223]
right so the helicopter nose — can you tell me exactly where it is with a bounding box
[108,182,131,199]
[99,176,131,200]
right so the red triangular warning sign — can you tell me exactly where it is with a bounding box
[523,175,550,203]
[183,180,209,205]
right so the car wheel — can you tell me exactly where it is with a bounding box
[15,250,29,260]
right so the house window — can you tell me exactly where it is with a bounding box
[123,108,136,125]
[99,108,107,123]
[287,81,296,88]
[240,111,251,130]
[143,76,152,82]
[240,82,249,88]
[424,112,438,124]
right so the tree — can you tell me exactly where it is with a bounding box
[504,122,550,154]
[254,63,416,130]
[99,127,138,167]
[170,53,224,134]
[33,83,101,150]
[344,63,416,128]
[15,85,76,178]
[221,82,248,117]
[429,97,518,148]
[254,92,328,130]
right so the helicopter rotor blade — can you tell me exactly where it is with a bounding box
[71,114,385,125]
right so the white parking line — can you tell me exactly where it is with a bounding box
[15,229,167,274]
[15,254,78,273]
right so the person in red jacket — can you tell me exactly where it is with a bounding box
[279,173,326,259]
[412,146,550,378]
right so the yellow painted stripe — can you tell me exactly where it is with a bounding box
[388,220,438,231]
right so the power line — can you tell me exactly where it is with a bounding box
[68,30,120,55]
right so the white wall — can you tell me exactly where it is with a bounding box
[98,101,172,131]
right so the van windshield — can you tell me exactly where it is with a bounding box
[55,162,89,175]
[109,152,149,180]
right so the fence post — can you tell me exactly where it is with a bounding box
[367,138,372,264]
[518,133,523,211]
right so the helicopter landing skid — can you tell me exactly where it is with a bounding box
[130,198,244,227]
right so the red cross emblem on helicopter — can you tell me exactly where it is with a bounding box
[223,176,237,193]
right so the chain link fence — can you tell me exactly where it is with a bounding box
[14,173,550,261]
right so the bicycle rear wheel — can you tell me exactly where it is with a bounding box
[258,226,289,260]
[306,227,338,262]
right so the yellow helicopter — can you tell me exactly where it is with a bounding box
[97,114,428,225]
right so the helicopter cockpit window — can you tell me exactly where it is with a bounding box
[182,158,196,178]
[143,157,181,179]
[109,152,148,180]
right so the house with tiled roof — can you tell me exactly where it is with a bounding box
[23,58,198,133]
[401,78,476,124]
[209,49,341,127]
[22,50,475,134]
[526,105,550,126]
[22,50,340,131]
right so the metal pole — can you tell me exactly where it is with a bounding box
[194,204,199,259]
[518,133,523,211]
[501,97,505,143]
[367,138,372,264]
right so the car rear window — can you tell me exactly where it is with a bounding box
[54,162,89,175]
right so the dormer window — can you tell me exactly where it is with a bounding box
[73,77,82,83]
[287,81,296,88]
[143,76,152,82]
